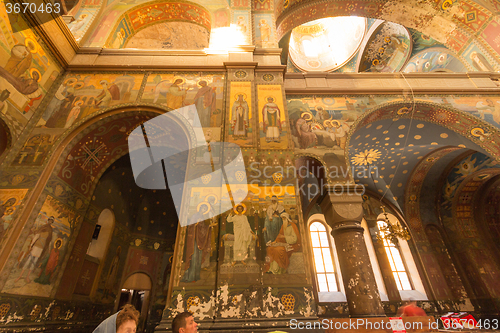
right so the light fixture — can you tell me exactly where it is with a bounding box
[376,206,410,244]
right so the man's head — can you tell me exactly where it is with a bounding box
[116,304,139,333]
[174,79,183,84]
[48,216,55,224]
[172,311,198,333]
[267,97,274,102]
[271,195,277,203]
[236,205,244,213]
[199,204,208,214]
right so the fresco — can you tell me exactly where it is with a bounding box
[462,42,499,72]
[125,22,209,50]
[14,73,143,166]
[403,48,467,73]
[232,10,251,44]
[0,189,29,250]
[227,81,253,147]
[254,14,276,48]
[480,16,500,58]
[0,5,61,137]
[257,85,287,149]
[409,29,445,54]
[105,2,211,49]
[2,195,77,297]
[141,72,224,131]
[67,7,101,42]
[358,21,411,73]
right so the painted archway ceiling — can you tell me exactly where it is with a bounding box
[83,0,227,48]
[94,153,179,242]
[348,101,500,212]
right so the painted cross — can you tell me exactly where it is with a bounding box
[81,269,91,287]
[364,3,378,15]
[81,143,106,170]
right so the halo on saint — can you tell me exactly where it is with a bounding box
[173,77,185,84]
[204,194,218,205]
[331,120,341,127]
[54,238,63,249]
[233,203,247,215]
[30,68,41,81]
[323,119,331,128]
[301,111,313,121]
[64,78,77,86]
[265,95,275,102]
[197,202,211,215]
[234,92,247,100]
[24,37,38,53]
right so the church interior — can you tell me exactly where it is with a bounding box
[0,0,500,331]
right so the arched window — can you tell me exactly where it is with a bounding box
[310,221,338,292]
[377,218,412,290]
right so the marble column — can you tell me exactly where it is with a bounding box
[366,217,402,302]
[319,184,385,317]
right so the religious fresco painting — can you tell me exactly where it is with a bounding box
[14,72,143,166]
[462,42,499,72]
[358,21,411,73]
[0,6,61,137]
[106,18,132,49]
[67,7,101,42]
[257,85,287,149]
[141,72,225,136]
[403,48,467,73]
[0,188,29,250]
[2,195,77,297]
[218,184,305,285]
[232,10,251,44]
[254,14,276,48]
[227,81,253,147]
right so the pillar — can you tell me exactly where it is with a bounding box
[365,218,402,302]
[319,184,385,317]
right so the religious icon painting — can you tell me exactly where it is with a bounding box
[0,189,29,251]
[2,195,76,297]
[228,81,253,147]
[257,85,288,149]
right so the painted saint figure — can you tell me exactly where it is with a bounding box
[263,195,285,244]
[264,213,301,274]
[258,19,271,42]
[165,79,189,110]
[262,97,282,142]
[231,94,249,138]
[181,203,215,282]
[17,216,55,283]
[226,204,253,264]
[95,80,120,108]
[34,238,63,285]
[194,80,216,128]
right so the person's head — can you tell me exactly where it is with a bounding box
[172,311,198,333]
[174,79,183,84]
[199,204,208,214]
[116,304,139,333]
[198,80,207,87]
[267,97,274,102]
[271,195,277,203]
[486,99,494,106]
[48,216,55,224]
[236,205,244,213]
[281,212,291,227]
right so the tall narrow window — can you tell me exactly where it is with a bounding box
[377,219,412,290]
[310,222,338,292]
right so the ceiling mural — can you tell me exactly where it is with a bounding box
[357,21,412,73]
[0,5,61,143]
[124,21,209,49]
[83,0,228,48]
[403,48,467,73]
[275,0,500,72]
[104,1,211,49]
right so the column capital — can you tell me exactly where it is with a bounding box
[319,184,365,228]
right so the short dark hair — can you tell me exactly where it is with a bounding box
[116,304,140,331]
[172,311,193,333]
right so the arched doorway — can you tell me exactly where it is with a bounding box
[120,272,152,332]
